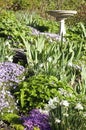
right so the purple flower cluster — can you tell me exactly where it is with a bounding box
[22,109,51,130]
[0,62,25,83]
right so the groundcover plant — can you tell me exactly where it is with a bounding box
[21,109,51,130]
[0,62,25,129]
[0,62,25,84]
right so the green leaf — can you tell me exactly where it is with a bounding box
[20,89,25,108]
[80,23,86,37]
[36,36,45,53]
[12,124,24,130]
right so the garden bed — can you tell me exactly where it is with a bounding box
[0,9,86,130]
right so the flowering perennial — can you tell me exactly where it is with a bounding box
[0,62,25,114]
[22,109,51,130]
[0,62,25,83]
[45,89,86,130]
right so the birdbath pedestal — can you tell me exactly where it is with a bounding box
[47,10,77,37]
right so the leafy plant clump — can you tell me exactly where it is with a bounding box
[14,74,74,113]
[0,10,31,48]
[1,113,24,130]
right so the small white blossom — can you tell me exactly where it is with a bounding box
[55,118,61,124]
[60,100,69,107]
[47,57,52,62]
[45,97,59,110]
[39,108,49,115]
[48,99,56,109]
[63,113,69,117]
[39,63,44,68]
[58,88,67,95]
[52,97,59,103]
[75,103,83,110]
[48,98,53,105]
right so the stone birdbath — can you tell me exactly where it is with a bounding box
[47,10,77,37]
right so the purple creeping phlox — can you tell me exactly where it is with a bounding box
[0,62,25,114]
[21,109,51,130]
[0,62,25,84]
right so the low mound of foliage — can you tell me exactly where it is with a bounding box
[13,74,74,113]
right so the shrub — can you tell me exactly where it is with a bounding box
[14,74,73,113]
[0,10,31,48]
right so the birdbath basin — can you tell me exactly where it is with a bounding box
[47,10,77,37]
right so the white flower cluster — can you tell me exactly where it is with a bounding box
[39,108,49,115]
[45,97,59,110]
[55,118,61,124]
[75,103,83,110]
[60,100,69,107]
[45,96,70,111]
